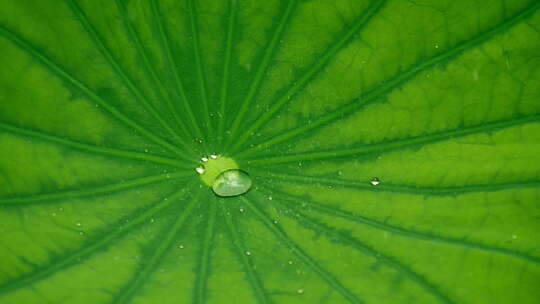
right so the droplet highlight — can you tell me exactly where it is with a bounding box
[212,169,252,197]
[370,177,380,186]
[195,166,205,174]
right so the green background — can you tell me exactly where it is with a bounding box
[1,0,539,303]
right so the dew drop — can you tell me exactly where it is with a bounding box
[210,154,219,159]
[245,250,252,256]
[195,166,206,174]
[268,196,273,201]
[75,222,82,227]
[212,169,252,197]
[51,212,57,217]
[201,157,209,162]
[144,149,149,153]
[178,244,185,249]
[370,177,380,186]
[150,218,155,223]
[79,231,85,236]
[239,207,245,213]
[297,288,305,294]
[287,260,293,265]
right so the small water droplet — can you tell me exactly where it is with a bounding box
[434,44,439,49]
[201,157,209,162]
[287,260,293,265]
[75,222,82,227]
[239,207,245,213]
[210,154,219,159]
[51,212,57,217]
[512,234,517,239]
[150,218,155,223]
[370,178,380,186]
[178,244,185,249]
[196,166,205,174]
[268,196,273,201]
[58,207,64,212]
[273,220,278,224]
[297,288,305,294]
[338,170,343,176]
[245,251,251,256]
[144,149,149,153]
[79,231,85,236]
[212,169,252,197]
[166,174,171,179]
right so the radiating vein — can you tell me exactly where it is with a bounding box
[113,0,196,149]
[193,197,217,304]
[252,170,540,196]
[221,203,272,304]
[259,187,540,265]
[188,0,212,137]
[0,171,191,205]
[217,0,238,147]
[240,114,540,162]
[0,122,193,167]
[112,189,201,304]
[228,0,387,153]
[272,197,454,304]
[66,0,189,148]
[224,0,297,148]
[0,25,189,158]
[236,2,540,156]
[149,0,205,141]
[0,183,195,294]
[242,196,363,304]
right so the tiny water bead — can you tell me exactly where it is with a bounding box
[195,155,252,197]
[370,177,380,186]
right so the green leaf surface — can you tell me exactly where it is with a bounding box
[1,0,540,303]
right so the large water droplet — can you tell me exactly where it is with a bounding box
[212,169,252,197]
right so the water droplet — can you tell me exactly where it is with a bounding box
[268,196,273,201]
[434,44,439,49]
[201,157,209,162]
[239,207,245,213]
[287,260,293,265]
[166,174,171,179]
[144,149,149,153]
[195,167,205,174]
[75,222,82,227]
[370,178,380,186]
[210,154,219,159]
[51,212,57,217]
[178,244,185,249]
[150,218,155,223]
[297,288,305,294]
[58,207,64,212]
[245,251,252,256]
[512,234,517,239]
[212,169,252,197]
[79,231,85,236]
[273,220,278,224]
